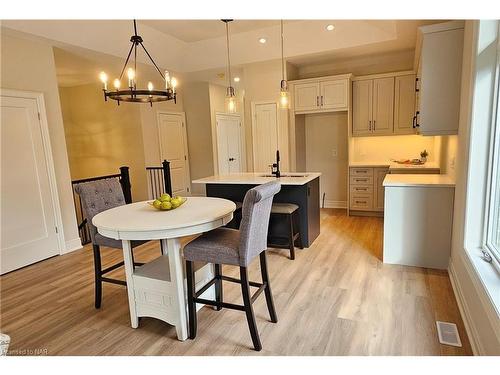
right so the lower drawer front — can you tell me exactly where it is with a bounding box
[350,176,374,185]
[350,195,373,210]
[350,185,373,195]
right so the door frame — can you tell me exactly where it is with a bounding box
[215,112,244,174]
[0,88,65,254]
[156,110,192,195]
[251,101,280,172]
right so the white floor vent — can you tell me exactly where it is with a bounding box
[436,321,462,347]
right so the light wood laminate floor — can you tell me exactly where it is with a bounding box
[0,209,472,355]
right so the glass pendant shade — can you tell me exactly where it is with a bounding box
[226,86,237,113]
[279,79,289,109]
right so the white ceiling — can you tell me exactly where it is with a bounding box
[2,19,445,84]
[140,20,282,42]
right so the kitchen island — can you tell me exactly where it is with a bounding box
[192,173,321,247]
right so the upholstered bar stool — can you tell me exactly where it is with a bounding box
[75,178,153,308]
[268,203,303,260]
[183,181,281,351]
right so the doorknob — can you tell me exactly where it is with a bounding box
[228,158,235,162]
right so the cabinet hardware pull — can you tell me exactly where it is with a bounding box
[357,171,367,173]
[415,111,420,128]
[369,120,371,131]
[412,115,417,129]
[373,120,376,130]
[355,200,366,204]
[316,96,319,106]
[321,95,324,106]
[415,77,419,92]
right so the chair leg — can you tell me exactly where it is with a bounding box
[214,264,223,311]
[288,214,296,260]
[295,211,304,249]
[92,244,102,309]
[186,260,197,339]
[240,267,262,351]
[260,251,278,323]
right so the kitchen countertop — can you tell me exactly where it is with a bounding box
[192,172,321,186]
[383,174,455,188]
[349,161,440,171]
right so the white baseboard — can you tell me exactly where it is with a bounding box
[322,200,347,209]
[448,258,481,355]
[63,238,83,254]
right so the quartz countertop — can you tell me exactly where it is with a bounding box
[192,172,321,186]
[383,174,455,188]
[350,161,440,171]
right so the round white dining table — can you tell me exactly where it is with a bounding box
[92,197,236,341]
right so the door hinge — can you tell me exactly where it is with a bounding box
[184,155,187,160]
[187,187,190,192]
[55,226,58,234]
[38,112,41,120]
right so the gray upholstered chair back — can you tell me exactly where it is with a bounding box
[238,181,281,266]
[74,178,126,244]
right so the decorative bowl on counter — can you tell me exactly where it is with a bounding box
[148,193,187,211]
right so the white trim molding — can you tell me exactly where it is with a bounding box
[64,238,83,254]
[323,200,347,209]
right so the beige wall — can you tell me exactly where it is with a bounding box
[1,32,80,250]
[437,135,458,179]
[243,59,290,171]
[305,112,348,206]
[60,83,149,201]
[183,81,214,195]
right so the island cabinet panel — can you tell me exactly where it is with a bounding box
[204,177,321,247]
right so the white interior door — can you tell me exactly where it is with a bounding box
[1,95,60,274]
[157,112,191,196]
[216,114,243,174]
[252,102,278,173]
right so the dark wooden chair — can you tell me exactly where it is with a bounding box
[268,203,303,260]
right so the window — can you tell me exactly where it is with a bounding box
[484,65,500,266]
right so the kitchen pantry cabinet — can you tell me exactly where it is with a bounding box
[415,21,464,135]
[293,75,349,113]
[352,77,394,136]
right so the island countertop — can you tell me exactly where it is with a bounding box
[192,172,321,186]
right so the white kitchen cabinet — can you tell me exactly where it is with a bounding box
[292,75,350,114]
[417,21,464,135]
[372,77,394,135]
[294,82,320,112]
[320,79,349,110]
[394,74,417,135]
[352,80,372,136]
[352,77,394,136]
[374,167,389,211]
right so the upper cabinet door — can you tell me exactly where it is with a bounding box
[294,82,320,112]
[394,74,417,135]
[352,80,373,136]
[419,24,464,135]
[372,77,394,135]
[320,79,348,110]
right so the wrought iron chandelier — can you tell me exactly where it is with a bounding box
[99,20,177,106]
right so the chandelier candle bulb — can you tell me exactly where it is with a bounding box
[113,79,121,90]
[99,72,108,90]
[147,82,154,91]
[127,68,135,88]
[165,70,171,89]
[171,77,177,93]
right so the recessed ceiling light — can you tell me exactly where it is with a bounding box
[234,77,240,82]
[326,24,335,31]
[258,38,267,44]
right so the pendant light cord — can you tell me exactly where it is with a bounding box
[225,21,232,87]
[281,19,285,81]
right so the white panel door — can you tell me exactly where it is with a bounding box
[1,96,60,274]
[320,79,348,110]
[158,113,190,196]
[216,114,243,174]
[293,82,320,112]
[252,103,278,173]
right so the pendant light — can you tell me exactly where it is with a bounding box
[279,19,289,109]
[222,19,237,114]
